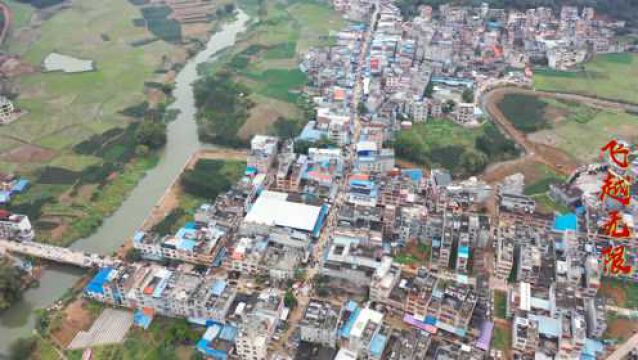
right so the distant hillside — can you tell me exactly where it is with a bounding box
[396,0,638,27]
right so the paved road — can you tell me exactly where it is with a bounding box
[0,239,118,268]
[606,331,638,360]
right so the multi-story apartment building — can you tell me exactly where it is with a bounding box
[247,135,279,174]
[85,264,236,323]
[235,289,283,360]
[0,211,34,241]
[299,300,343,347]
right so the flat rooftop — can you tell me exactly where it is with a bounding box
[244,190,323,232]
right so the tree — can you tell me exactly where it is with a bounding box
[357,102,368,115]
[284,290,297,309]
[459,150,488,176]
[442,100,456,114]
[136,119,167,150]
[462,88,475,103]
[125,248,142,262]
[272,117,302,139]
[0,262,24,310]
[9,337,36,360]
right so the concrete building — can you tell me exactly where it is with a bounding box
[299,300,343,347]
[0,211,34,241]
[84,264,236,323]
[247,135,279,174]
[235,289,284,360]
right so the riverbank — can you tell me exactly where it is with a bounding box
[0,0,240,247]
[0,9,251,355]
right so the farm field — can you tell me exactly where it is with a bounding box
[196,0,345,142]
[0,0,226,245]
[533,53,638,104]
[529,108,638,163]
[497,92,638,163]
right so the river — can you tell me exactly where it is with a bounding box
[0,9,250,355]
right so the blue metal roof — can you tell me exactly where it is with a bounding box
[368,333,387,358]
[553,213,578,232]
[85,267,113,295]
[11,179,29,193]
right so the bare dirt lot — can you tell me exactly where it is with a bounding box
[0,143,56,162]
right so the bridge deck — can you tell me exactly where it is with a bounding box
[0,239,118,268]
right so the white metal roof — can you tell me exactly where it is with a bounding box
[244,191,322,232]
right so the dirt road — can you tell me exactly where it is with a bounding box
[0,1,12,46]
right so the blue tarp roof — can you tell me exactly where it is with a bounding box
[340,306,360,338]
[86,267,113,295]
[197,339,228,360]
[178,238,198,252]
[458,246,470,258]
[12,179,29,193]
[368,333,387,358]
[402,169,423,182]
[134,310,153,330]
[245,166,257,176]
[425,315,437,325]
[553,213,578,232]
[184,222,197,230]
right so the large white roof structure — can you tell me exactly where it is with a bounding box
[244,191,322,232]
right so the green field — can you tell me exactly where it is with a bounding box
[533,53,638,104]
[493,290,507,319]
[197,0,345,142]
[2,0,177,152]
[0,0,202,245]
[492,325,511,351]
[530,108,638,162]
[395,120,520,177]
[4,0,34,29]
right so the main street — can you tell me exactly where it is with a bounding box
[271,3,380,356]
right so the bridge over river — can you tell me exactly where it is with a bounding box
[0,239,119,268]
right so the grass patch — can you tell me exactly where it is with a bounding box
[600,277,638,309]
[493,290,507,319]
[533,193,570,214]
[243,68,306,103]
[180,159,245,199]
[523,165,564,195]
[66,317,201,360]
[263,42,296,59]
[194,72,254,147]
[530,108,638,162]
[533,53,638,104]
[497,94,551,133]
[59,155,158,245]
[395,120,519,177]
[4,0,35,29]
[492,324,511,351]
